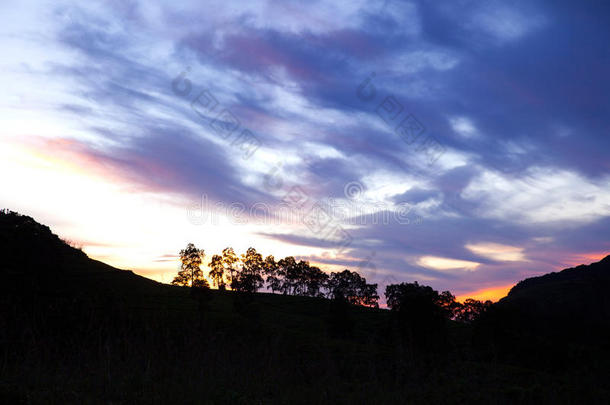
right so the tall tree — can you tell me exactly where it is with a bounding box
[287,260,308,295]
[277,256,297,295]
[233,247,265,293]
[172,243,207,288]
[208,254,225,289]
[221,247,239,287]
[263,255,281,293]
[302,264,329,297]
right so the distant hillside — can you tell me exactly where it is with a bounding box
[497,255,610,342]
[511,255,610,292]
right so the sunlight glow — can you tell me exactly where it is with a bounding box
[456,283,514,303]
[0,136,325,284]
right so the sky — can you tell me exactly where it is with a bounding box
[1,0,610,301]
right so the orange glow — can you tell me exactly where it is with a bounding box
[456,283,514,303]
[562,252,609,267]
[22,137,143,188]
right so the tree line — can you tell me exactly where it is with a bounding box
[172,243,492,320]
[172,243,380,307]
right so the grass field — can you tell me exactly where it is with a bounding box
[3,277,609,404]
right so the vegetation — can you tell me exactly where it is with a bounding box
[194,245,380,307]
[1,210,610,403]
[171,243,208,288]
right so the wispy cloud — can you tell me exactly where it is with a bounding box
[1,0,609,297]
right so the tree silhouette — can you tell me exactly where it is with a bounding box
[277,256,297,295]
[385,282,450,317]
[455,298,492,323]
[385,281,452,351]
[232,247,264,293]
[326,270,379,308]
[172,243,207,288]
[208,254,225,289]
[302,264,329,297]
[287,260,308,295]
[437,290,461,319]
[263,255,281,293]
[183,246,385,307]
[270,257,332,298]
[221,247,239,287]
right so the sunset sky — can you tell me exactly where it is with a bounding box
[1,0,609,301]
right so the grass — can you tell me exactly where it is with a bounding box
[3,279,609,404]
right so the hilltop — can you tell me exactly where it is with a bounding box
[0,210,172,297]
[497,255,610,343]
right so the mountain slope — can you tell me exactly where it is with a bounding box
[0,210,171,296]
[496,255,610,342]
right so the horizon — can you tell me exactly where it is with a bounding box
[2,0,610,302]
[7,207,610,303]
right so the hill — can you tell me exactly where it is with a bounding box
[1,210,610,403]
[0,210,168,297]
[496,255,610,343]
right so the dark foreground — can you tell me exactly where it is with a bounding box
[3,283,610,404]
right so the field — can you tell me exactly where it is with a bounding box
[2,278,608,404]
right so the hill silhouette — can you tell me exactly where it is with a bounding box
[1,210,168,297]
[495,255,610,344]
[503,254,610,309]
[1,210,610,403]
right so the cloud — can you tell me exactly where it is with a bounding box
[462,167,610,225]
[22,129,270,208]
[449,116,477,138]
[465,242,526,262]
[469,3,546,43]
[417,256,480,271]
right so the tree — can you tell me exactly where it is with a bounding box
[287,260,308,295]
[302,264,329,297]
[326,270,379,308]
[269,257,330,298]
[358,282,380,308]
[232,247,264,293]
[263,255,282,293]
[385,281,451,351]
[208,254,225,289]
[385,282,447,317]
[221,247,239,287]
[277,256,297,295]
[192,277,210,289]
[172,243,207,288]
[438,290,461,319]
[455,298,493,323]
